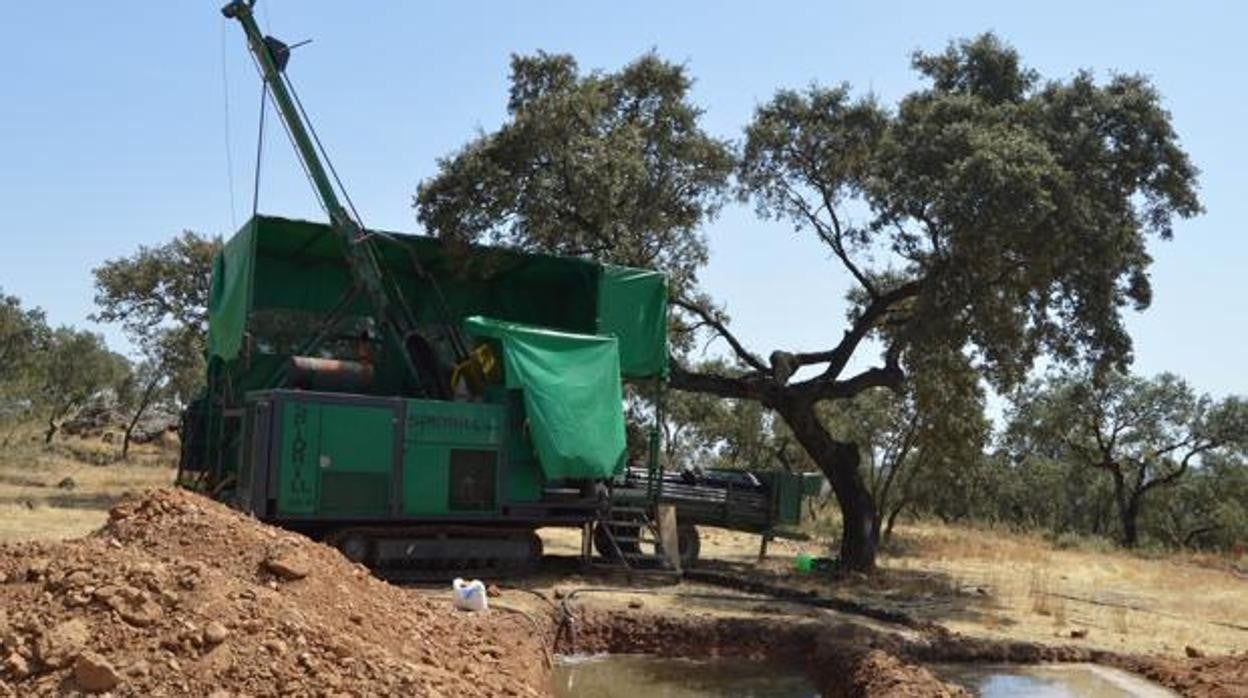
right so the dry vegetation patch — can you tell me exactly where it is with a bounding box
[677,521,1247,658]
[0,430,176,542]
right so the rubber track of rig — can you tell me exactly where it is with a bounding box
[323,525,543,582]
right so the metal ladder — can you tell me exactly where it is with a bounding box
[593,504,676,573]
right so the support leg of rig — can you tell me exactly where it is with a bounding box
[757,534,771,564]
[579,521,593,568]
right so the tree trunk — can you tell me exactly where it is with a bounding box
[1119,495,1143,548]
[122,377,162,460]
[883,500,906,545]
[44,416,58,444]
[777,399,877,570]
[1110,475,1143,548]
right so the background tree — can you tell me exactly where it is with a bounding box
[38,327,129,443]
[1143,453,1248,550]
[113,359,169,459]
[0,290,49,392]
[0,289,51,441]
[92,230,220,423]
[673,34,1201,569]
[1007,370,1248,547]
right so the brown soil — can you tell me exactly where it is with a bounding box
[1108,653,1248,698]
[0,488,548,697]
[0,487,1242,697]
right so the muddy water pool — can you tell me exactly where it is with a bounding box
[553,655,1180,697]
[552,654,819,698]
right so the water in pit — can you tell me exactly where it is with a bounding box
[552,654,820,698]
[932,663,1180,697]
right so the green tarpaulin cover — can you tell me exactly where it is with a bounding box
[206,221,257,363]
[207,217,669,379]
[464,316,626,481]
[598,265,668,378]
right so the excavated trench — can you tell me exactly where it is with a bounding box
[551,656,1176,698]
[544,603,1190,697]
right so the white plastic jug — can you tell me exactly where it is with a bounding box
[452,578,488,612]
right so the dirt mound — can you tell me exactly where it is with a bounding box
[0,488,546,697]
[1110,652,1248,698]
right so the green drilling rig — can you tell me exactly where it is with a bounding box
[181,0,818,577]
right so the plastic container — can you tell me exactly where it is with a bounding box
[794,553,813,574]
[452,578,489,612]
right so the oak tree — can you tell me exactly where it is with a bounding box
[92,230,221,420]
[674,34,1200,568]
[415,36,1200,570]
[416,51,734,300]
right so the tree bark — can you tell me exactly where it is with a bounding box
[1120,500,1141,548]
[1110,474,1143,549]
[122,377,162,460]
[884,503,905,544]
[777,399,878,570]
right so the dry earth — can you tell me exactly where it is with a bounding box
[540,521,1248,656]
[0,488,549,697]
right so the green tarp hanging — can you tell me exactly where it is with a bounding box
[597,265,668,378]
[206,222,256,361]
[464,316,626,481]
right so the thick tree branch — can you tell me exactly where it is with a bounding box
[816,279,922,381]
[1139,441,1217,494]
[794,362,906,403]
[667,360,774,402]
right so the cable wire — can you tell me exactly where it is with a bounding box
[244,49,328,219]
[283,71,368,231]
[251,81,267,218]
[220,19,238,230]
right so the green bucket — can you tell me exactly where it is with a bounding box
[794,553,813,574]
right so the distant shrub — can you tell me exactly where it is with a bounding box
[1050,531,1117,554]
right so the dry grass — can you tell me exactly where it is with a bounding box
[0,424,176,542]
[872,522,1246,656]
[667,520,1247,657]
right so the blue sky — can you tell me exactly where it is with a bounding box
[1,1,1244,400]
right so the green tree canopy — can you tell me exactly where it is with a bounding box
[38,327,129,443]
[0,288,50,404]
[415,51,734,296]
[92,230,220,408]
